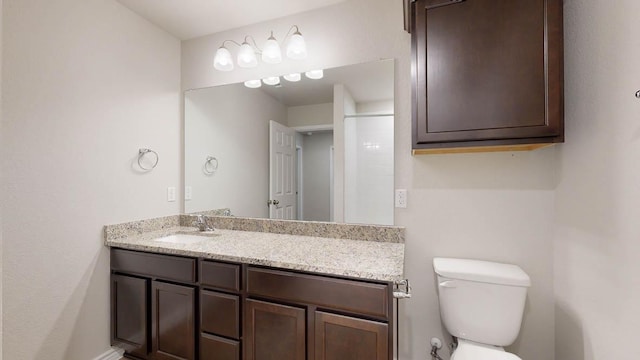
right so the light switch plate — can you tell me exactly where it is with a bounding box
[167,187,176,202]
[395,189,407,208]
[185,186,192,201]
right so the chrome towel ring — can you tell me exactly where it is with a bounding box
[138,148,159,171]
[204,156,218,175]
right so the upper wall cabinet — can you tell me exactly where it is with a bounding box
[410,0,564,154]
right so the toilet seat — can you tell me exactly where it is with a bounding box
[451,340,522,360]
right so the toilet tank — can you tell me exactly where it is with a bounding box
[433,258,531,347]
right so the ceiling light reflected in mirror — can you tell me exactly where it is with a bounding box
[244,79,262,88]
[283,73,301,82]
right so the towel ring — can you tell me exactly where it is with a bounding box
[138,148,159,171]
[204,156,218,175]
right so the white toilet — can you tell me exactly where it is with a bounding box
[433,258,531,360]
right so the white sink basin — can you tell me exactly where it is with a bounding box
[154,234,209,245]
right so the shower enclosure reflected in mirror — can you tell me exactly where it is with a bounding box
[184,59,394,225]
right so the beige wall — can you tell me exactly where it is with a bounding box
[287,102,333,128]
[555,1,640,359]
[184,84,287,217]
[1,0,181,359]
[181,1,556,359]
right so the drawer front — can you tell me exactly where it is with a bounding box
[200,333,240,360]
[111,248,196,283]
[247,267,390,319]
[200,261,240,292]
[201,290,240,339]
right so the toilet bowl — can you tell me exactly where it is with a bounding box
[433,258,531,360]
[451,340,522,360]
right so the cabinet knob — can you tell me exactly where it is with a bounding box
[635,90,640,99]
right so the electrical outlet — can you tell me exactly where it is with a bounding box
[167,187,176,202]
[185,186,192,201]
[395,189,407,208]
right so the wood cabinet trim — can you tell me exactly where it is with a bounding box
[199,260,241,293]
[247,267,390,320]
[111,248,197,284]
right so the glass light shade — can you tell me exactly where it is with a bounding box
[244,79,262,88]
[305,69,324,79]
[237,43,258,68]
[262,35,282,64]
[286,32,307,60]
[283,73,301,82]
[213,47,234,71]
[262,76,280,86]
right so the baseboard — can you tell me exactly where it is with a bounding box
[93,347,125,360]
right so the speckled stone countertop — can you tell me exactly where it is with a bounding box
[105,226,405,282]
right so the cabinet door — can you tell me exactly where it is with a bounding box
[201,333,240,360]
[244,299,306,360]
[112,274,149,359]
[412,0,563,150]
[315,311,389,360]
[201,290,240,339]
[151,281,196,360]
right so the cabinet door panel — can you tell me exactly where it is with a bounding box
[412,0,563,149]
[201,290,240,339]
[112,274,149,359]
[151,281,196,360]
[315,311,389,360]
[245,299,305,360]
[201,333,240,360]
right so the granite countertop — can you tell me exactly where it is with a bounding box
[105,226,405,282]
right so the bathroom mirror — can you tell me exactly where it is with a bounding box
[184,59,394,225]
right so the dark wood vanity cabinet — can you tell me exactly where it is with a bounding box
[111,249,197,360]
[315,312,388,360]
[199,259,242,360]
[411,0,564,153]
[111,274,149,359]
[111,249,394,360]
[244,267,392,360]
[244,299,306,360]
[151,281,196,360]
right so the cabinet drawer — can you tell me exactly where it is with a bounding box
[201,290,240,339]
[247,267,390,319]
[200,260,240,292]
[200,333,240,360]
[111,248,196,283]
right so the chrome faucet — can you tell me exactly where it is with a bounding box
[195,215,214,232]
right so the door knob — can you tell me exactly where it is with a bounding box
[267,200,280,207]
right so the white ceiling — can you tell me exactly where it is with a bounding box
[117,0,348,40]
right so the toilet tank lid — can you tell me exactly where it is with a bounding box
[433,258,531,287]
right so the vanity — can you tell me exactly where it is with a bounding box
[105,215,405,360]
[109,57,405,359]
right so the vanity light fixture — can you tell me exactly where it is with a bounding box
[213,46,234,71]
[237,40,258,68]
[305,69,324,80]
[262,76,281,86]
[262,31,282,64]
[244,79,262,88]
[283,73,301,82]
[213,25,307,72]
